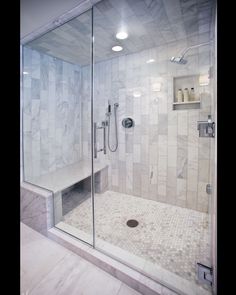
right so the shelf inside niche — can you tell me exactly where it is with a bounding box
[173,74,200,110]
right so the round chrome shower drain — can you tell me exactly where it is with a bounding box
[126,219,139,228]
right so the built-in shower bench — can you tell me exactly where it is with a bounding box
[34,159,108,194]
[36,159,108,223]
[21,159,108,233]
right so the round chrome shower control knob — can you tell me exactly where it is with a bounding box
[122,118,134,128]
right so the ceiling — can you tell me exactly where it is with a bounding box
[20,0,89,39]
[25,0,216,66]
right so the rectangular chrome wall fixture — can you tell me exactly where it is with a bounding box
[197,115,215,137]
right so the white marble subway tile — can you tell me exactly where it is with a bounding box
[112,170,119,187]
[140,135,149,165]
[119,143,126,162]
[167,146,177,168]
[167,167,177,188]
[149,165,158,185]
[158,135,168,156]
[149,125,158,144]
[198,182,208,198]
[149,103,159,124]
[166,186,176,205]
[149,143,158,164]
[141,173,149,194]
[187,168,198,192]
[177,111,188,136]
[199,159,210,182]
[158,94,168,114]
[199,138,210,159]
[141,95,149,115]
[40,110,49,130]
[31,50,40,79]
[186,191,197,210]
[168,131,177,147]
[158,156,167,177]
[133,144,141,163]
[133,97,141,125]
[188,146,198,170]
[158,180,166,196]
[177,179,187,201]
[133,163,142,196]
[23,113,31,133]
[197,181,209,213]
[126,154,133,191]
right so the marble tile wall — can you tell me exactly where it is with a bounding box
[23,32,213,213]
[22,47,84,181]
[86,32,213,213]
[20,182,53,236]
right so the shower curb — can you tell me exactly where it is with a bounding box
[48,227,178,295]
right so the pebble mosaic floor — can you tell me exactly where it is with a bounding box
[62,190,211,287]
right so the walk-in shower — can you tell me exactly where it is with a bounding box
[21,0,217,294]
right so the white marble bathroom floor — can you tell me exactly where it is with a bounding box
[62,191,211,289]
[20,222,143,295]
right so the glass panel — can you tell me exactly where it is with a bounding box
[22,9,94,245]
[92,0,216,294]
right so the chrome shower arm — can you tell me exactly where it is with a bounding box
[179,41,212,59]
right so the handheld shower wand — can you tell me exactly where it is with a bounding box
[107,101,119,152]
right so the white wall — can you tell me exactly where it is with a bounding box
[20,0,88,38]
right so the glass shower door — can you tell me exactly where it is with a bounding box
[22,9,94,245]
[92,0,216,294]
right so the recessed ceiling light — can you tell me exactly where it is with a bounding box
[146,59,155,63]
[112,45,123,52]
[116,31,128,40]
[23,71,29,75]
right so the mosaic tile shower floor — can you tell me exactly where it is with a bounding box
[62,190,211,288]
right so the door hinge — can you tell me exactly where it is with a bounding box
[206,184,212,194]
[197,263,213,286]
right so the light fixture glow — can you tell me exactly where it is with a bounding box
[116,31,128,40]
[146,59,155,63]
[152,82,161,92]
[112,45,123,52]
[133,91,141,98]
[199,74,209,86]
[23,71,29,75]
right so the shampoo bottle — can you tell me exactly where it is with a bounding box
[183,88,189,102]
[190,87,195,101]
[177,89,183,102]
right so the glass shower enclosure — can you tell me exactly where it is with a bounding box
[22,0,217,294]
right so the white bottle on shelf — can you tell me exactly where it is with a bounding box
[183,88,189,102]
[190,87,195,101]
[177,89,183,102]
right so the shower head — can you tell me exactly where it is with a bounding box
[170,56,187,65]
[170,41,212,65]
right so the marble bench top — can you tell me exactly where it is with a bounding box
[30,158,108,194]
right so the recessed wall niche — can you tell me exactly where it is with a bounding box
[173,75,201,110]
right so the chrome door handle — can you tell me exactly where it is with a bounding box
[94,122,98,158]
[94,121,107,159]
